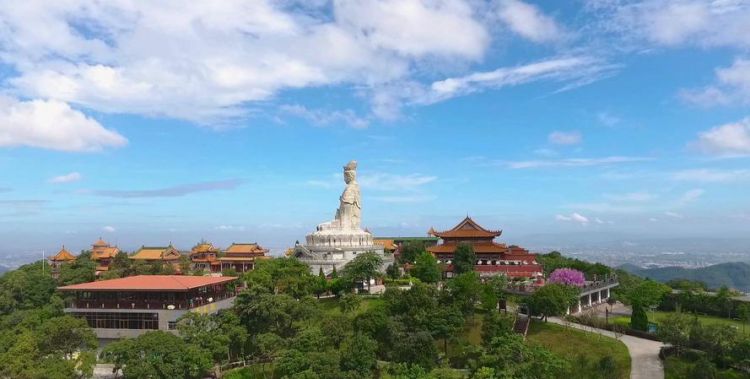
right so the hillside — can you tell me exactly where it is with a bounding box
[619,262,750,292]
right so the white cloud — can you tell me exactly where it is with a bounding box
[102,225,116,232]
[48,172,82,184]
[548,131,582,145]
[495,0,563,43]
[690,117,750,157]
[0,0,494,125]
[0,96,127,152]
[372,195,437,203]
[555,212,589,224]
[603,1,750,48]
[426,56,615,103]
[505,156,649,169]
[681,59,750,106]
[671,168,750,182]
[215,225,246,231]
[280,104,369,129]
[306,172,437,191]
[335,0,489,58]
[597,111,621,127]
[604,191,655,202]
[664,211,684,219]
[679,188,705,204]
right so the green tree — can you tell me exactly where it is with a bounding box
[427,305,464,356]
[475,334,568,378]
[399,241,426,264]
[341,251,383,293]
[410,251,441,283]
[339,293,362,313]
[630,302,649,331]
[480,311,514,346]
[245,257,316,299]
[452,243,476,275]
[442,272,481,315]
[527,283,578,321]
[57,252,96,285]
[386,261,401,280]
[656,312,695,355]
[176,312,231,364]
[340,333,378,377]
[102,331,212,379]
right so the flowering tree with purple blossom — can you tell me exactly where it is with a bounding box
[548,268,585,287]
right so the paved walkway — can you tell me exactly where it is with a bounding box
[548,317,664,379]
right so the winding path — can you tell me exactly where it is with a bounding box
[547,317,664,379]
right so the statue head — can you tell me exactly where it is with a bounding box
[343,160,357,184]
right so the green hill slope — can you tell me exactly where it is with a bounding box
[620,262,750,292]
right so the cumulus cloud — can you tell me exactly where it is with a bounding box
[664,211,684,219]
[690,117,750,157]
[681,59,750,107]
[102,225,116,232]
[548,131,582,145]
[600,0,750,48]
[0,96,127,152]
[48,172,82,184]
[0,0,497,126]
[495,0,563,43]
[555,212,589,224]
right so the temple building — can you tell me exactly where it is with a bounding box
[130,245,183,269]
[427,217,543,280]
[189,241,220,272]
[91,238,120,274]
[58,275,238,339]
[219,243,269,272]
[49,245,76,278]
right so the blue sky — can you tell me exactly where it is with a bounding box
[1,1,750,255]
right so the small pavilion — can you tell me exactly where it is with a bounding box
[91,238,121,274]
[49,245,76,278]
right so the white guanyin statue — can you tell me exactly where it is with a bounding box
[295,160,389,275]
[320,160,361,231]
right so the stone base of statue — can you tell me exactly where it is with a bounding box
[294,160,391,275]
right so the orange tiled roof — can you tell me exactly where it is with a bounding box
[429,217,502,239]
[428,242,510,254]
[191,242,218,255]
[374,239,397,251]
[92,246,120,260]
[50,246,76,261]
[131,246,182,261]
[225,243,268,255]
[58,275,237,292]
[92,238,109,247]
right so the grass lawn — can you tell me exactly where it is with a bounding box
[527,320,631,379]
[610,311,749,334]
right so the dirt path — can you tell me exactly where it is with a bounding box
[547,317,664,379]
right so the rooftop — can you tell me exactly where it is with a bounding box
[429,217,502,239]
[58,275,237,292]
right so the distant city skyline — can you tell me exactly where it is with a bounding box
[1,1,749,258]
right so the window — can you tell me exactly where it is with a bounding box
[168,321,177,330]
[72,312,159,330]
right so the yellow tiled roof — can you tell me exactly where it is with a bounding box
[50,247,76,261]
[131,246,181,260]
